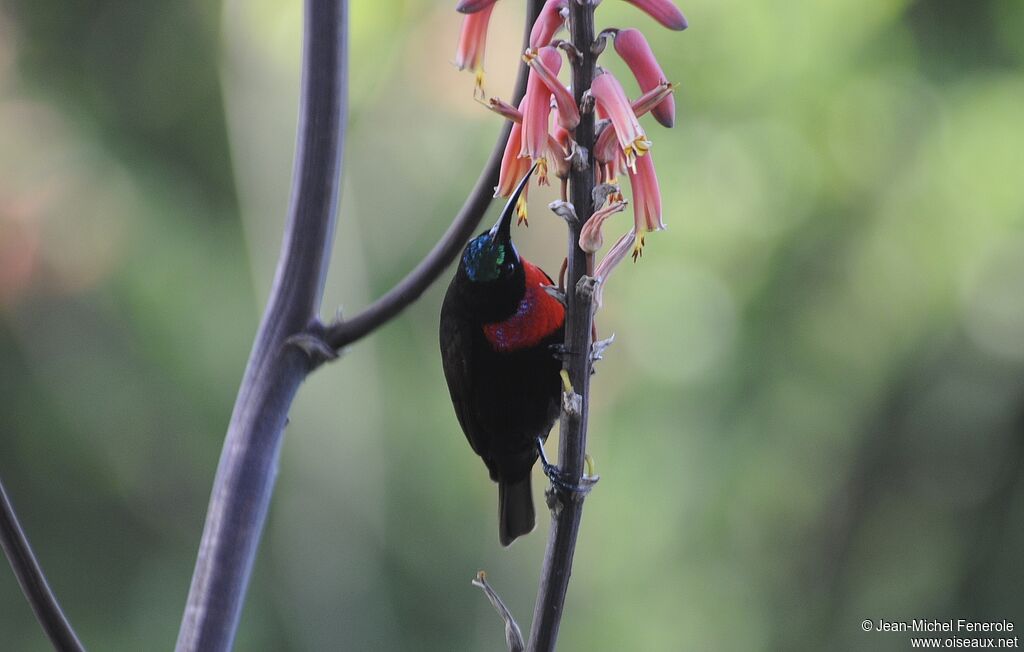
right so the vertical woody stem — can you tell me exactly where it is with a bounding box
[528,1,598,650]
[176,1,347,649]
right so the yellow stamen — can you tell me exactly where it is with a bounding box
[631,231,646,262]
[536,157,550,186]
[516,195,529,226]
[473,69,486,100]
[607,177,624,203]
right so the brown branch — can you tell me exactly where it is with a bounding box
[528,1,600,650]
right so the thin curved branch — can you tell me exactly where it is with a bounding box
[0,477,86,652]
[320,0,544,351]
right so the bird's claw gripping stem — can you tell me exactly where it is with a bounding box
[536,437,599,497]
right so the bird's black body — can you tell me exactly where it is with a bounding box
[439,167,564,546]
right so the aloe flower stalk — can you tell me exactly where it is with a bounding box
[447,0,691,648]
[614,28,675,127]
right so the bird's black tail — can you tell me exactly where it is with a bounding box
[498,476,535,547]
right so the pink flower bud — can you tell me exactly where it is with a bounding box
[614,28,675,128]
[530,0,568,48]
[622,0,688,31]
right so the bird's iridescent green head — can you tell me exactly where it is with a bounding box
[460,163,536,284]
[462,233,517,283]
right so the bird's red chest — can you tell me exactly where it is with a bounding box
[482,261,565,353]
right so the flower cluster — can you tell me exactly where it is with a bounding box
[455,0,685,273]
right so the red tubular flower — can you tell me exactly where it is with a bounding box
[496,115,533,222]
[614,28,675,128]
[591,71,651,170]
[530,0,568,49]
[455,4,495,95]
[595,83,675,165]
[627,149,664,259]
[518,48,561,169]
[456,0,498,13]
[622,0,688,31]
[525,46,579,130]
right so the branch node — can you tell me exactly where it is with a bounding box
[550,39,582,62]
[569,143,589,171]
[561,385,583,419]
[592,28,619,56]
[548,200,578,224]
[472,571,525,652]
[285,328,341,366]
[579,89,595,115]
[591,183,619,209]
[576,275,598,303]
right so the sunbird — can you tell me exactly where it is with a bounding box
[439,166,565,546]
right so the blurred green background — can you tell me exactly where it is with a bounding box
[2,0,1023,649]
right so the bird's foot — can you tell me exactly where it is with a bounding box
[535,438,599,498]
[549,343,571,362]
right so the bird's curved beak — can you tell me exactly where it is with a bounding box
[489,162,537,241]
